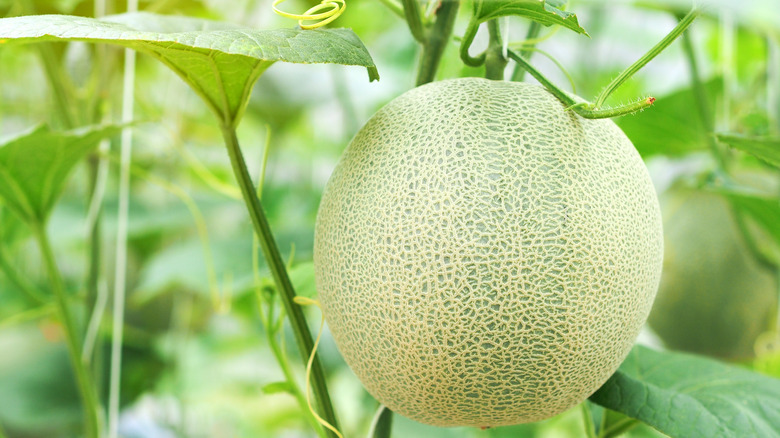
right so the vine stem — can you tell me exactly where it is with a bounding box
[32,223,100,438]
[507,50,655,119]
[593,8,699,109]
[402,0,426,43]
[415,0,459,85]
[485,19,508,80]
[219,124,340,438]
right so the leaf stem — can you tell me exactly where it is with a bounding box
[593,8,699,109]
[460,17,486,67]
[485,20,508,80]
[402,0,426,43]
[416,0,460,86]
[507,50,654,119]
[31,222,100,438]
[511,21,541,81]
[507,49,576,104]
[219,124,340,438]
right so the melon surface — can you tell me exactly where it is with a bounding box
[314,78,664,427]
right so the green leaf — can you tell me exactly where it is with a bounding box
[616,77,722,157]
[474,0,588,36]
[370,405,394,438]
[713,187,780,248]
[0,12,379,124]
[717,134,780,168]
[262,381,294,395]
[589,345,780,438]
[0,125,120,224]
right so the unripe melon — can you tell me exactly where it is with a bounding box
[647,186,778,360]
[314,78,663,427]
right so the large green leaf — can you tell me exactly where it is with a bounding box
[717,134,780,168]
[0,125,120,224]
[616,78,722,157]
[0,12,378,123]
[590,345,780,438]
[474,0,588,36]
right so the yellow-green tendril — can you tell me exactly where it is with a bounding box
[273,0,346,29]
[293,296,344,438]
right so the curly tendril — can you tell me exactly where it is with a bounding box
[272,0,346,29]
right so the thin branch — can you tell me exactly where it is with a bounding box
[402,0,426,43]
[593,8,699,109]
[416,0,460,85]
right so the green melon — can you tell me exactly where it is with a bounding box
[314,78,663,427]
[648,186,778,360]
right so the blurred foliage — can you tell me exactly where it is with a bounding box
[0,0,779,437]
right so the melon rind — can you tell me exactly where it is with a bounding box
[314,78,663,427]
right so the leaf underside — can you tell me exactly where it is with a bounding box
[717,133,780,168]
[590,345,780,438]
[475,0,588,36]
[0,13,379,122]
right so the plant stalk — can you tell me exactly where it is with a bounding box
[511,21,541,81]
[593,8,699,109]
[485,20,508,80]
[32,223,100,438]
[219,125,340,438]
[416,0,460,86]
[402,0,426,43]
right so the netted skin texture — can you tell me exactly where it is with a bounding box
[314,78,663,427]
[648,187,777,360]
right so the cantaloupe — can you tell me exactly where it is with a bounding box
[648,186,778,360]
[314,78,663,427]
